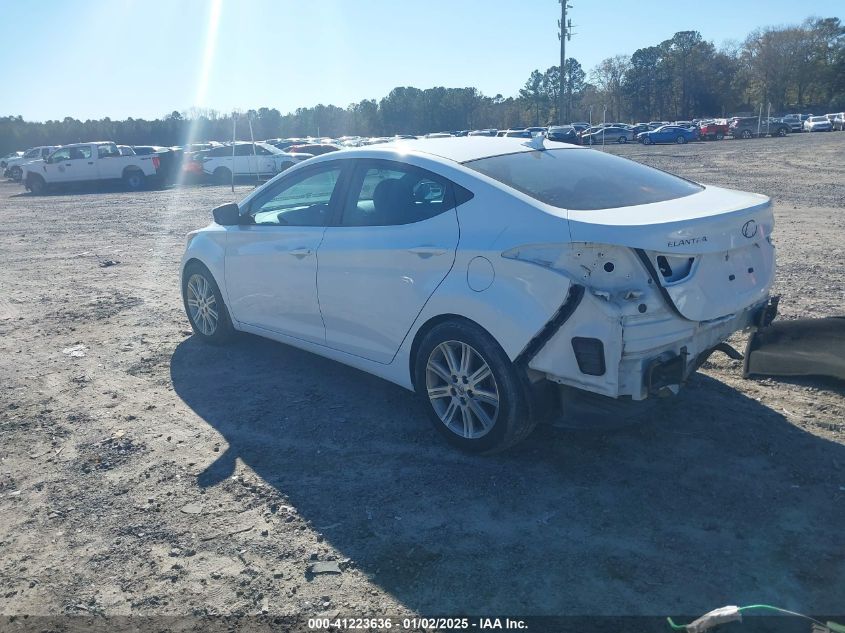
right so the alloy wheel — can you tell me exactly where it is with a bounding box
[425,340,500,439]
[186,273,218,336]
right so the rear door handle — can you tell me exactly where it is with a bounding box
[289,247,312,258]
[408,246,447,258]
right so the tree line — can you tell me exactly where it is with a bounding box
[1,17,842,156]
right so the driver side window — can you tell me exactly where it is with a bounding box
[249,166,341,227]
[50,148,71,162]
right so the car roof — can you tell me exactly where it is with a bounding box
[351,136,581,164]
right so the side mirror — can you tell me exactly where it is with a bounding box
[212,202,241,226]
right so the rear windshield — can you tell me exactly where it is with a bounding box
[463,148,702,210]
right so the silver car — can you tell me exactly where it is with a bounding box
[580,126,634,145]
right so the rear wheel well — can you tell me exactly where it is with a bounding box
[409,314,498,391]
[122,165,143,177]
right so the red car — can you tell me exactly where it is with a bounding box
[698,121,729,140]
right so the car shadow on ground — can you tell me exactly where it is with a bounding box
[4,180,264,197]
[5,182,175,197]
[170,334,845,616]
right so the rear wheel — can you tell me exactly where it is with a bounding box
[415,320,536,454]
[214,167,231,185]
[642,136,652,145]
[777,127,788,137]
[617,136,627,144]
[123,169,144,191]
[676,135,686,144]
[741,130,753,139]
[182,262,234,344]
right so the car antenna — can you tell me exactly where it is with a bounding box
[522,134,546,150]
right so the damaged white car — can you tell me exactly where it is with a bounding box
[181,136,777,453]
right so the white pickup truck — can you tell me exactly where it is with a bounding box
[23,141,161,194]
[4,146,59,181]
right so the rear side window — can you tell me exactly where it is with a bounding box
[464,148,702,210]
[342,162,450,227]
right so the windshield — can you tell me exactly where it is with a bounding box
[463,148,703,210]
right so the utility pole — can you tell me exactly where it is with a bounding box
[558,1,573,124]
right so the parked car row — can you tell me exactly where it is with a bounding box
[6,111,843,192]
[3,139,337,191]
[450,112,845,147]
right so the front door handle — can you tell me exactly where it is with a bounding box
[408,246,447,258]
[289,247,312,259]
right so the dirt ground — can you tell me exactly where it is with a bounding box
[1,132,844,626]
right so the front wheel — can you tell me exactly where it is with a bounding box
[9,166,22,181]
[676,135,687,144]
[182,263,234,344]
[26,174,46,195]
[415,320,536,454]
[617,136,627,144]
[642,136,652,145]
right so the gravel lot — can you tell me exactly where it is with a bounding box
[1,132,844,625]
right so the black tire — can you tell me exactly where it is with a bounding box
[741,130,753,139]
[214,167,231,185]
[617,136,627,144]
[676,135,686,144]
[123,169,145,191]
[414,320,536,454]
[715,133,724,141]
[181,262,234,345]
[642,136,652,145]
[27,174,46,195]
[10,166,22,181]
[777,127,788,137]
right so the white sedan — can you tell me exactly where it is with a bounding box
[181,137,777,453]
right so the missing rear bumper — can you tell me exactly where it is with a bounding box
[743,314,845,382]
[646,349,687,397]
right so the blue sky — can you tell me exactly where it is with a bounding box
[1,0,840,121]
